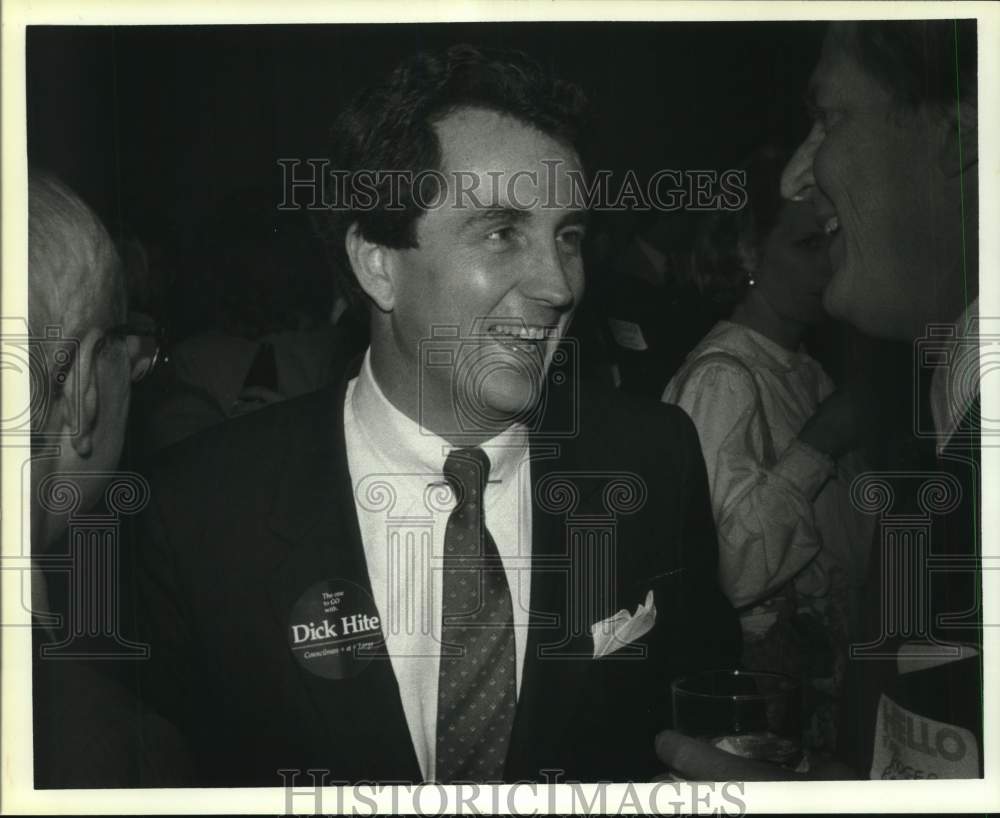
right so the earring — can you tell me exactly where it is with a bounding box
[746,269,757,288]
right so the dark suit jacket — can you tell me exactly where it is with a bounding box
[136,354,740,785]
[33,648,194,788]
[31,527,193,788]
[842,394,983,778]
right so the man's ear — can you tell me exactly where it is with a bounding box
[938,100,977,177]
[345,223,396,312]
[58,330,101,459]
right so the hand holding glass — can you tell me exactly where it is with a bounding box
[671,670,803,769]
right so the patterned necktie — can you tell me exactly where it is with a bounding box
[435,447,516,783]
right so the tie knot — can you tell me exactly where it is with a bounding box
[443,447,491,508]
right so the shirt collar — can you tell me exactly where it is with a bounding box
[350,349,528,484]
[712,320,812,373]
[930,298,980,451]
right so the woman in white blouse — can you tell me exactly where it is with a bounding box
[662,149,873,754]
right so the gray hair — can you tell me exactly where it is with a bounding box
[28,172,124,428]
[827,20,977,113]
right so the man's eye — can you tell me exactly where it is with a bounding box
[558,229,585,254]
[486,226,516,243]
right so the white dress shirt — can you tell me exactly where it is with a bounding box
[343,350,533,781]
[930,298,980,452]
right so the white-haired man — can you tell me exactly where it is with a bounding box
[28,171,183,787]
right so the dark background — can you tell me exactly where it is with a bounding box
[27,23,824,321]
[29,20,885,416]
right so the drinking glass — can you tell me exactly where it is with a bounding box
[671,669,803,768]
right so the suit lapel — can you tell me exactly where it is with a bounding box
[266,357,421,781]
[505,416,609,779]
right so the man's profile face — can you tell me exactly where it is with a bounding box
[35,302,132,550]
[385,107,587,434]
[91,327,132,473]
[71,300,133,514]
[780,26,961,340]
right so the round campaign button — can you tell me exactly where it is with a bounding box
[287,579,385,680]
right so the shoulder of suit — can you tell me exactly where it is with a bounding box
[571,379,701,461]
[581,377,692,423]
[145,385,336,487]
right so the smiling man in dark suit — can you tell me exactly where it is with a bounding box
[136,44,739,785]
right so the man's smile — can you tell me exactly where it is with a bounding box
[482,319,560,358]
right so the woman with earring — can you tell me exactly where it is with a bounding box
[662,147,873,757]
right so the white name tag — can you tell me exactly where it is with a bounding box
[870,694,979,779]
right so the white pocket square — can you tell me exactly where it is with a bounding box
[590,590,657,658]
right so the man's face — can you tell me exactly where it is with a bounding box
[34,311,132,550]
[89,330,132,476]
[382,107,586,436]
[780,27,963,340]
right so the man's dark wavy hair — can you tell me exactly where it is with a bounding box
[319,44,591,316]
[830,19,977,111]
